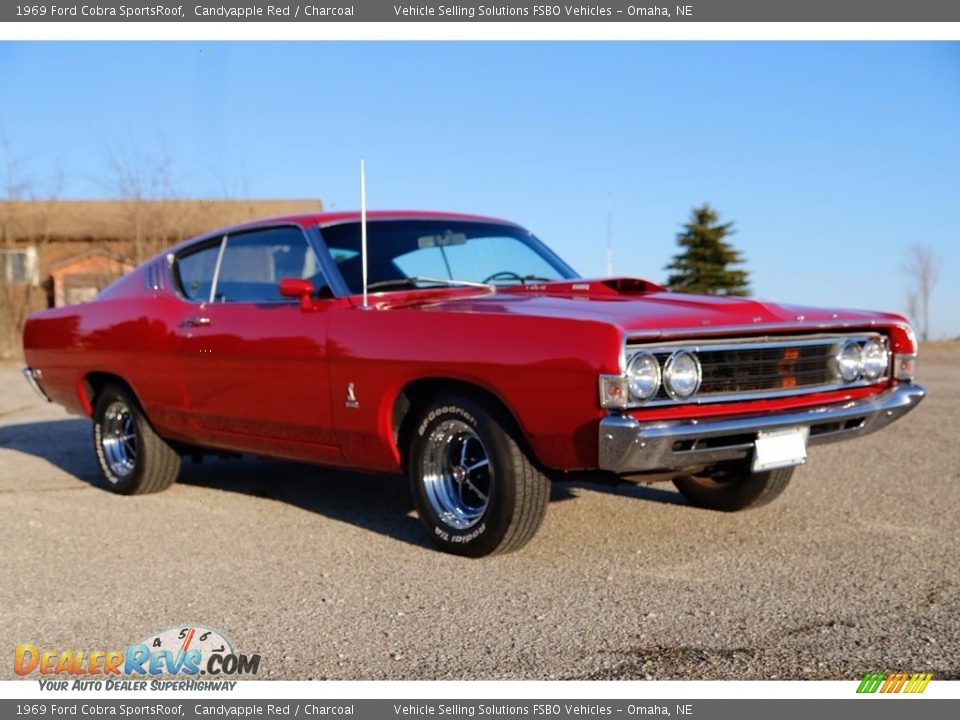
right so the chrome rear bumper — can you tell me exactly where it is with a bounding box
[598,383,926,474]
[22,366,52,402]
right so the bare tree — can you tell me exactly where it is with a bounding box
[0,139,36,357]
[0,139,63,357]
[905,244,941,342]
[103,134,178,263]
[906,292,920,329]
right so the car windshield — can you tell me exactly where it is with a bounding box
[318,219,578,295]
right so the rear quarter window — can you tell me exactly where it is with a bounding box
[176,241,222,302]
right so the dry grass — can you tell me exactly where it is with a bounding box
[0,198,323,242]
[919,341,960,363]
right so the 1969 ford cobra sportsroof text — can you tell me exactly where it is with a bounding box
[22,211,925,555]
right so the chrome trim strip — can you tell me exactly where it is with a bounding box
[314,214,525,231]
[22,367,51,402]
[623,319,898,342]
[627,379,888,408]
[627,332,883,354]
[598,382,925,474]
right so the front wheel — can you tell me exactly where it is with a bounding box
[673,464,794,512]
[93,383,181,495]
[408,396,550,557]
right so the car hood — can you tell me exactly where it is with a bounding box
[386,278,906,340]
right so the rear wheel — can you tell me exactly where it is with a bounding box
[673,463,794,512]
[408,396,550,557]
[92,383,181,494]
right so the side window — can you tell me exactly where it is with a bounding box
[215,227,324,303]
[176,241,222,302]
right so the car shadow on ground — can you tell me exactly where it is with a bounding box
[552,476,688,507]
[0,417,104,485]
[0,418,689,550]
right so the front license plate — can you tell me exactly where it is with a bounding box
[752,427,809,472]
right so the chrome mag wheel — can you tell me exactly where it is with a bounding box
[421,419,493,530]
[99,400,139,480]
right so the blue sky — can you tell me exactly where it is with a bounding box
[1,41,957,337]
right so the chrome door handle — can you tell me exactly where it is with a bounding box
[181,316,212,328]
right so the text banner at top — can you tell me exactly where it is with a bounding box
[6,0,960,23]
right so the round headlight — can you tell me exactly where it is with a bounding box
[626,352,661,401]
[663,351,701,400]
[861,339,889,381]
[835,341,863,382]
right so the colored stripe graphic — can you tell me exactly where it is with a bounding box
[905,673,933,693]
[883,673,909,693]
[857,672,932,694]
[857,672,885,693]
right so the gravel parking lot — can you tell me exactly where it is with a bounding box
[1,348,958,680]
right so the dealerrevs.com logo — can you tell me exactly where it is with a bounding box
[15,626,260,691]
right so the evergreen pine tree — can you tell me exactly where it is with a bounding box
[665,204,750,296]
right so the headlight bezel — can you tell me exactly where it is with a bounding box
[626,351,661,401]
[861,338,890,381]
[835,340,864,383]
[662,350,703,401]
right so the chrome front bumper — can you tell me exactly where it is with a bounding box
[598,383,926,475]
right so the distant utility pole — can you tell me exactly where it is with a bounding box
[605,196,613,277]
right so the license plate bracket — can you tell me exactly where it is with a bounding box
[752,426,809,472]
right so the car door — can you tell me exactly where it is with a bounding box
[174,226,341,463]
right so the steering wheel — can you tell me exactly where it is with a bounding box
[482,271,526,285]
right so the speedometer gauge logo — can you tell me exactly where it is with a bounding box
[137,625,235,674]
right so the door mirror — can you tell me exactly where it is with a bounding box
[278,277,315,309]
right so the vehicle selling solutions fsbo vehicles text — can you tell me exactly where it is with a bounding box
[391,5,690,18]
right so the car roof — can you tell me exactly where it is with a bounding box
[164,210,523,256]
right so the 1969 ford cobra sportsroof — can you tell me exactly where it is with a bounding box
[22,210,926,556]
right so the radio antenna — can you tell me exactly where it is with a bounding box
[360,159,368,309]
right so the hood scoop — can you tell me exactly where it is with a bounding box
[600,277,667,294]
[499,276,667,300]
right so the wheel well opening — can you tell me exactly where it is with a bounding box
[391,378,525,468]
[83,372,137,415]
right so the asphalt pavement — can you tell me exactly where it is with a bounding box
[1,347,957,680]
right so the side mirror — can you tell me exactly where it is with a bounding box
[278,277,315,310]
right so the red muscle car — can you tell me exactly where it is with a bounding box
[22,211,925,556]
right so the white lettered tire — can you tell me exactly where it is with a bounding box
[92,383,181,495]
[408,395,550,557]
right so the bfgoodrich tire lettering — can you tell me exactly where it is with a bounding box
[92,383,181,495]
[409,395,550,557]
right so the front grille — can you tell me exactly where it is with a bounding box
[698,343,838,393]
[627,334,889,406]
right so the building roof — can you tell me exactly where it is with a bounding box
[47,249,135,274]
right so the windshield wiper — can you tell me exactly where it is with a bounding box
[366,276,494,292]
